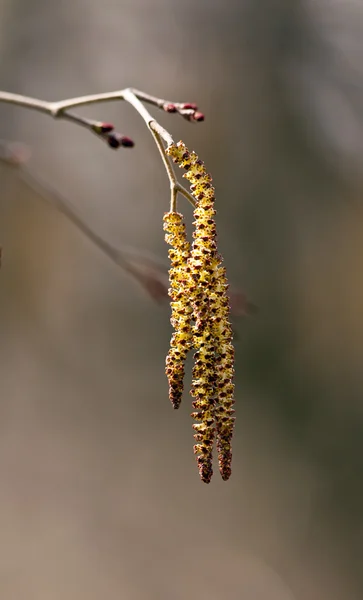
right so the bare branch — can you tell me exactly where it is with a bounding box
[0,87,203,145]
[0,87,203,206]
[0,91,51,115]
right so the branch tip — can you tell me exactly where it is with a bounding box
[163,103,177,113]
[92,121,115,134]
[180,103,198,111]
[192,111,205,122]
[107,132,135,149]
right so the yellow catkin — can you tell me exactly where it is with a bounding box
[163,212,192,409]
[167,141,235,482]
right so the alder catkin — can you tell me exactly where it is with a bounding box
[163,211,192,409]
[166,142,236,482]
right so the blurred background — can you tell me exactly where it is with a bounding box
[1,0,363,598]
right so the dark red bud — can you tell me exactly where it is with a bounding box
[193,111,205,122]
[107,133,134,149]
[120,136,135,148]
[93,121,114,135]
[164,103,177,113]
[181,102,198,110]
[99,122,114,133]
[107,133,122,148]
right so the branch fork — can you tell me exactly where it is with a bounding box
[0,87,203,208]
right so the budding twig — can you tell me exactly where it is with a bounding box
[0,87,200,205]
[0,87,203,146]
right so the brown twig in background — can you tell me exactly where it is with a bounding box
[0,139,255,316]
[0,142,168,300]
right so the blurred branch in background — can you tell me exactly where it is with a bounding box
[0,138,255,316]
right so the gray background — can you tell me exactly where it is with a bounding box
[1,1,363,598]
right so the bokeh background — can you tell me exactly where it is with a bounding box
[1,1,363,598]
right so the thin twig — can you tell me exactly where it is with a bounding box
[0,91,51,115]
[0,87,201,145]
[175,183,197,208]
[0,87,203,206]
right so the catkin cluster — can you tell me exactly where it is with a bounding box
[164,141,235,483]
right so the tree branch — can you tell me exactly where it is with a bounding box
[0,87,202,203]
[0,87,203,144]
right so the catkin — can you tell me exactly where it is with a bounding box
[163,212,192,409]
[166,141,235,482]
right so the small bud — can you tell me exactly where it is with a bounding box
[164,103,177,113]
[120,135,135,148]
[100,122,114,133]
[107,133,134,149]
[181,103,198,110]
[107,133,121,149]
[92,121,114,134]
[192,112,205,122]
